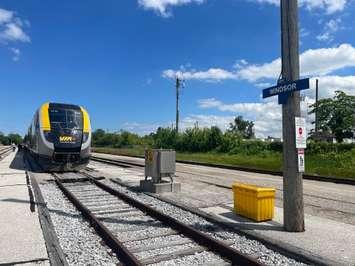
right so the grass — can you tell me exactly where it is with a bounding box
[92,147,355,180]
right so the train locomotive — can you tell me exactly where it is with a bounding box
[25,102,91,171]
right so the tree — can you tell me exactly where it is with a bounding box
[207,126,223,150]
[228,116,255,139]
[0,132,23,145]
[92,129,106,146]
[0,132,9,145]
[309,91,355,143]
[152,127,177,149]
[7,133,23,144]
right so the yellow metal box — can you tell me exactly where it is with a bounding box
[232,183,275,222]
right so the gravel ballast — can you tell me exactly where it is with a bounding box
[40,182,120,265]
[102,179,307,266]
[64,182,227,265]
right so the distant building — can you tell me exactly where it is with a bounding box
[265,136,281,142]
[309,131,334,143]
[309,131,355,143]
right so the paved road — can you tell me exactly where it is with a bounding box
[92,153,355,225]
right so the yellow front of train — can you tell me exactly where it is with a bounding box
[36,102,91,171]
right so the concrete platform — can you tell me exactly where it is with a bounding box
[140,179,181,193]
[0,150,49,265]
[202,205,355,265]
[88,154,355,264]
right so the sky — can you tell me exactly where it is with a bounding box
[0,0,354,138]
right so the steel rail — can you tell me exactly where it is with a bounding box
[90,156,355,210]
[0,146,13,158]
[24,153,69,266]
[53,173,143,266]
[81,172,261,266]
[91,156,144,168]
[108,178,335,266]
[90,154,355,185]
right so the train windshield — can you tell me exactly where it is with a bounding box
[49,108,83,130]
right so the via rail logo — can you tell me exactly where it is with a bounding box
[59,136,74,143]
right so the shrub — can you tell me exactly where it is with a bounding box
[307,141,355,154]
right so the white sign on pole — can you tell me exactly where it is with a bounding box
[295,117,307,148]
[298,149,305,172]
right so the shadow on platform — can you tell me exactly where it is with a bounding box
[0,198,82,219]
[0,183,27,188]
[9,151,47,173]
[9,151,27,171]
[217,210,284,232]
[1,197,43,206]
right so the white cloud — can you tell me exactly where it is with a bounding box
[0,8,30,43]
[238,43,355,81]
[300,44,355,76]
[255,82,273,88]
[198,98,281,119]
[196,97,318,138]
[124,85,354,137]
[303,0,347,14]
[163,44,355,83]
[121,114,235,135]
[122,122,161,135]
[198,97,282,138]
[300,28,310,38]
[138,0,204,17]
[139,0,347,16]
[162,68,238,81]
[317,18,343,42]
[236,58,281,82]
[9,47,20,61]
[233,59,248,69]
[0,8,29,61]
[196,74,355,138]
[2,23,30,42]
[0,8,13,23]
[251,0,347,14]
[180,114,234,131]
[308,75,355,98]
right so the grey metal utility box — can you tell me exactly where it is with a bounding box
[145,149,176,183]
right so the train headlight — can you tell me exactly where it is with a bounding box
[44,131,53,143]
[82,133,89,143]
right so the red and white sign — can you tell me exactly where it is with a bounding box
[295,117,307,148]
[298,149,305,172]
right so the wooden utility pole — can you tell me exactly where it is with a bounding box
[315,79,319,134]
[280,0,305,232]
[175,77,181,132]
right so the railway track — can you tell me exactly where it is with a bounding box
[0,146,13,160]
[90,155,355,200]
[91,154,355,185]
[88,155,351,265]
[90,155,355,220]
[54,172,261,266]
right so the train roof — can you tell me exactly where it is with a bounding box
[47,102,81,110]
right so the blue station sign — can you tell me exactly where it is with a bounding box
[262,78,310,104]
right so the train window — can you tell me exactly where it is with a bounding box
[49,108,83,129]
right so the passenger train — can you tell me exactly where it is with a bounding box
[25,102,91,171]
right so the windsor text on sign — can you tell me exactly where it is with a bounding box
[262,78,310,99]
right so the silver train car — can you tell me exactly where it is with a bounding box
[25,102,91,171]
